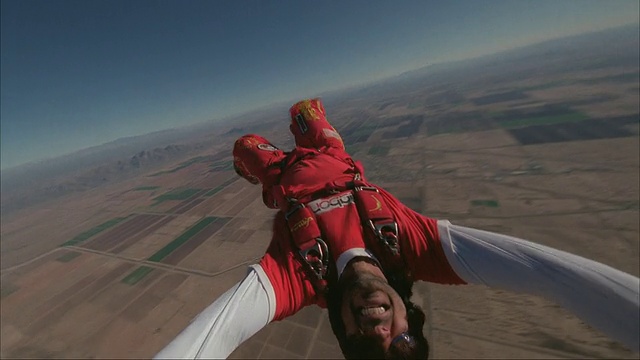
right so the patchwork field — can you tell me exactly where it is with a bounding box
[2,45,639,358]
[2,119,638,359]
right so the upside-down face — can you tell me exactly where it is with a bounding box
[232,134,286,186]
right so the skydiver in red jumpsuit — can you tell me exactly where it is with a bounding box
[155,98,640,359]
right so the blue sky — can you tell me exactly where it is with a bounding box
[1,0,638,170]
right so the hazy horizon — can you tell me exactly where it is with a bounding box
[2,0,638,170]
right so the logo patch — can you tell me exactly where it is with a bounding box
[308,192,355,215]
[291,217,313,232]
[257,143,278,151]
[240,137,260,149]
[369,195,383,212]
[323,128,343,142]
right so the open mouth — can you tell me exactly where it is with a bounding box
[353,290,392,322]
[360,305,388,316]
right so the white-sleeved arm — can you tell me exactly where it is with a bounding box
[154,264,276,359]
[437,220,640,352]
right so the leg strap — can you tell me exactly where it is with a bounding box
[285,203,330,300]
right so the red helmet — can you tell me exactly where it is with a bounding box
[232,134,286,186]
[289,98,344,150]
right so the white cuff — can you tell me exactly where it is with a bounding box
[336,248,379,278]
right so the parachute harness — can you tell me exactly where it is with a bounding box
[272,158,405,300]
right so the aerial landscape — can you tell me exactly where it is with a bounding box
[1,1,639,359]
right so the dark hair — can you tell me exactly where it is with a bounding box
[327,270,429,359]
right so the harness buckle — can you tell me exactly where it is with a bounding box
[369,220,400,256]
[299,238,329,280]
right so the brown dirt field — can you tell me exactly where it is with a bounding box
[118,233,176,260]
[177,229,268,274]
[235,197,275,220]
[0,208,119,270]
[226,228,256,244]
[23,261,134,337]
[2,84,638,359]
[223,188,266,217]
[117,216,201,260]
[166,189,208,213]
[90,269,165,313]
[146,268,249,349]
[175,197,205,214]
[2,260,122,358]
[120,273,188,323]
[1,253,111,328]
[83,214,165,252]
[200,181,252,215]
[424,129,520,151]
[522,137,639,164]
[8,253,68,287]
[426,282,637,359]
[503,172,638,203]
[41,301,115,349]
[194,172,235,189]
[175,233,226,272]
[217,216,245,237]
[84,316,142,358]
[205,238,263,272]
[110,215,176,254]
[161,217,230,266]
[13,252,90,291]
[136,296,186,348]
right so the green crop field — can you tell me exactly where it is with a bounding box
[498,112,589,128]
[121,266,155,285]
[204,177,238,197]
[368,146,390,156]
[149,156,211,177]
[61,216,131,246]
[210,160,234,172]
[56,251,82,263]
[147,217,217,262]
[1,284,19,298]
[152,188,202,205]
[471,200,500,208]
[133,186,160,191]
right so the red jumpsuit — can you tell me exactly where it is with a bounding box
[156,99,639,358]
[233,98,465,321]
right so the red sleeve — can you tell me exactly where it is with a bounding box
[377,187,466,285]
[259,212,320,321]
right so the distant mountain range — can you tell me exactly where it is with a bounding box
[1,23,638,215]
[342,23,639,99]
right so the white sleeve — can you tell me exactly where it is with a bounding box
[154,264,276,359]
[437,220,640,352]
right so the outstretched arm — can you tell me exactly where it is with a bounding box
[154,265,275,359]
[437,221,640,352]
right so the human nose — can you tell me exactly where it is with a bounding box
[364,325,390,341]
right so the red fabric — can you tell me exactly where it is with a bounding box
[313,192,368,258]
[232,134,286,187]
[260,183,466,321]
[259,211,321,321]
[262,146,357,209]
[253,98,465,321]
[289,98,345,150]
